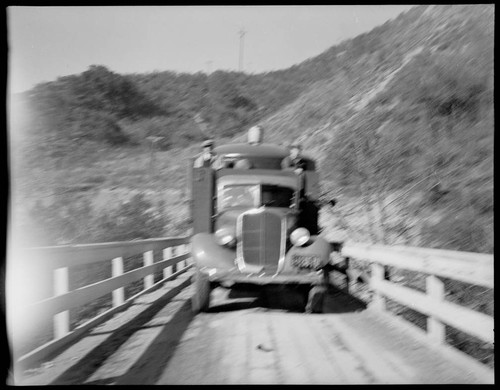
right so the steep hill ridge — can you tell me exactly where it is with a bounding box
[257,5,492,148]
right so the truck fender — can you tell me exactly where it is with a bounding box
[191,233,236,270]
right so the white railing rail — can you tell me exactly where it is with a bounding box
[7,236,192,368]
[337,242,494,345]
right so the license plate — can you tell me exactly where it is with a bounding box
[291,254,321,269]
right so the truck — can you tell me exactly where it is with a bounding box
[189,129,335,313]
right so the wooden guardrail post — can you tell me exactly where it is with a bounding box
[112,257,125,306]
[163,247,173,279]
[186,242,192,265]
[144,250,154,289]
[179,244,188,267]
[427,275,445,344]
[171,247,178,275]
[54,267,69,338]
[370,263,385,311]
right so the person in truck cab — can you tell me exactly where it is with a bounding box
[281,143,307,174]
[282,143,308,193]
[193,139,217,168]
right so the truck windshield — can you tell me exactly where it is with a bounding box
[261,185,294,207]
[218,184,294,210]
[218,184,260,210]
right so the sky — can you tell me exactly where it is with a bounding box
[7,5,414,93]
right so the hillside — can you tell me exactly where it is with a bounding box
[8,4,493,255]
[259,4,494,253]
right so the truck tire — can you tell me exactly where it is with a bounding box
[305,285,327,314]
[192,268,211,313]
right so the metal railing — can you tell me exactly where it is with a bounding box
[7,236,192,369]
[332,242,494,347]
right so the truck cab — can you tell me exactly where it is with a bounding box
[189,138,332,313]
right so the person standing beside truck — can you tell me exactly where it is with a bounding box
[193,139,218,168]
[282,143,317,232]
[281,143,307,173]
[282,143,308,191]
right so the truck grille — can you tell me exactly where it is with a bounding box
[237,209,285,272]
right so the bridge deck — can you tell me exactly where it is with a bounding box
[15,277,493,385]
[156,305,489,384]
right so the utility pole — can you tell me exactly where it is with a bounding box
[238,27,246,72]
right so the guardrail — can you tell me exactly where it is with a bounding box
[7,236,192,369]
[332,242,494,347]
[8,237,493,372]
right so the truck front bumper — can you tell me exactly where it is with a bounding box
[200,267,324,285]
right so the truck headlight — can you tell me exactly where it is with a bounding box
[290,227,310,247]
[215,227,236,247]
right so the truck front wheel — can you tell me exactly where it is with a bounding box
[192,268,211,313]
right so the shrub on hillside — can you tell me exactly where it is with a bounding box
[63,65,165,119]
[24,65,170,151]
[76,109,130,145]
[131,116,173,150]
[25,193,167,246]
[93,193,166,242]
[420,208,488,253]
[383,49,490,124]
[25,196,95,246]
